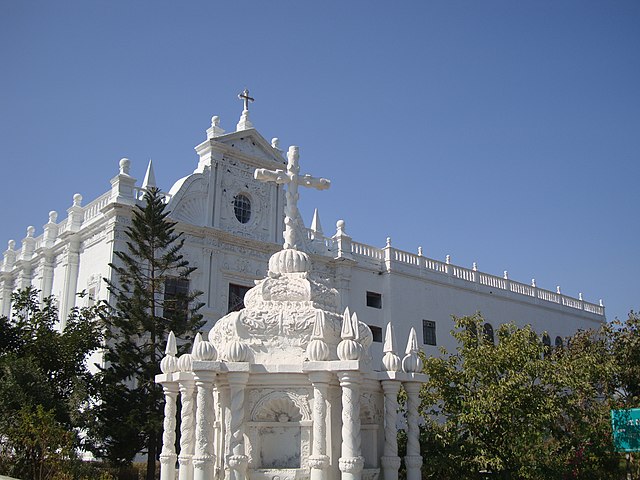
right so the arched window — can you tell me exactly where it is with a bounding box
[483,323,495,345]
[542,333,551,357]
[555,336,563,349]
[233,194,252,224]
[466,322,478,347]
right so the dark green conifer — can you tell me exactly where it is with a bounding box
[91,187,204,480]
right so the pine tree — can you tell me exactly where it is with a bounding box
[91,187,204,480]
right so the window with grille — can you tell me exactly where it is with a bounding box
[368,325,383,343]
[422,320,437,346]
[542,333,551,357]
[483,323,495,344]
[164,277,190,320]
[233,194,252,224]
[366,291,382,309]
[228,283,251,313]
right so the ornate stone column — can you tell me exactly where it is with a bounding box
[159,333,179,480]
[160,382,179,480]
[178,377,196,480]
[193,370,217,480]
[380,380,402,480]
[308,371,331,480]
[337,371,364,480]
[403,381,423,480]
[402,327,423,480]
[227,371,250,480]
[380,322,402,480]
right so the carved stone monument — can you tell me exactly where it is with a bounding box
[156,149,427,480]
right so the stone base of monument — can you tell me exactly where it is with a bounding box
[157,238,427,480]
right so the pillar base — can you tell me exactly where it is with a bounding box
[193,454,215,480]
[228,454,248,480]
[404,455,423,480]
[380,456,401,480]
[339,456,364,480]
[178,454,194,480]
[160,453,177,480]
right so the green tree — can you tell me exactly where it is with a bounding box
[419,314,619,480]
[607,311,640,406]
[90,187,204,480]
[0,287,104,479]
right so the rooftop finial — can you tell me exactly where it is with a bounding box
[141,159,157,191]
[238,88,254,111]
[382,322,401,372]
[119,158,131,175]
[207,115,225,138]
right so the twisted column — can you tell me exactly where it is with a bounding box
[404,381,423,480]
[309,372,331,480]
[380,380,402,480]
[178,379,196,480]
[227,372,250,480]
[160,382,179,480]
[337,371,364,480]
[193,371,216,480]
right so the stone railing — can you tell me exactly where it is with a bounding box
[351,241,384,260]
[313,228,605,318]
[83,191,112,224]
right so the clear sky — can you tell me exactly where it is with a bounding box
[1,1,638,323]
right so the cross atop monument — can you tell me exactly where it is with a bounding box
[238,88,254,111]
[255,146,330,249]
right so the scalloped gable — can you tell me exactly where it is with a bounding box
[166,173,207,226]
[215,129,285,165]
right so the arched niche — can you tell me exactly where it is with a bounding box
[247,390,312,472]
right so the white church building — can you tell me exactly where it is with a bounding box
[0,93,605,364]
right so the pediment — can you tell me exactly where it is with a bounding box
[216,129,285,165]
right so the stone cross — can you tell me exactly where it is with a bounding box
[238,88,254,111]
[254,146,330,249]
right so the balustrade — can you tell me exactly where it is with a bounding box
[301,229,602,315]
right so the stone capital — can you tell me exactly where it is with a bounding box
[308,370,332,384]
[337,370,362,387]
[381,379,402,395]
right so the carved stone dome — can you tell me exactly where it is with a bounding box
[268,248,311,274]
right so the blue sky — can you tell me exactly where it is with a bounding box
[1,1,638,323]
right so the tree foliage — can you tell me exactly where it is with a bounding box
[419,313,620,480]
[0,287,104,479]
[88,187,204,479]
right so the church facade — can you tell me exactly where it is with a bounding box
[0,99,605,364]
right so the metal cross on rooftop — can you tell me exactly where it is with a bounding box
[238,88,254,111]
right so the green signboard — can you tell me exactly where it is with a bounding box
[611,408,640,452]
